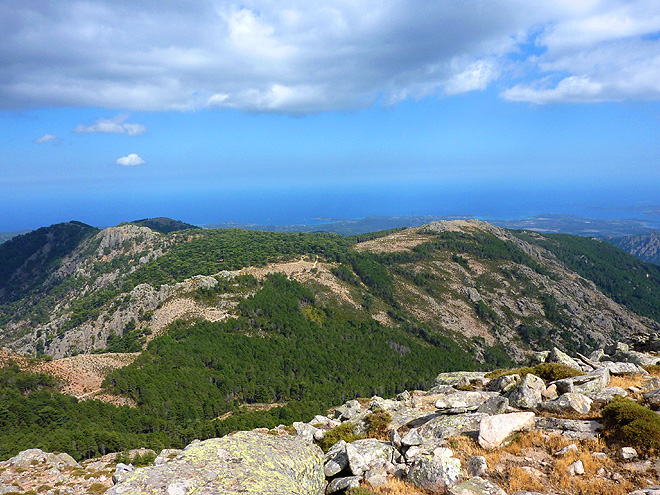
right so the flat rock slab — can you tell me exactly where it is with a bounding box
[107,431,325,495]
[435,391,500,414]
[417,413,486,441]
[534,417,601,440]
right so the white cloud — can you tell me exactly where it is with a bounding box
[74,114,146,136]
[116,153,145,166]
[1,1,660,112]
[34,134,57,144]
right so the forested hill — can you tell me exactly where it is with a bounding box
[608,230,660,266]
[129,217,200,234]
[1,219,660,460]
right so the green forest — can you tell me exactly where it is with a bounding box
[3,222,660,462]
[0,274,481,461]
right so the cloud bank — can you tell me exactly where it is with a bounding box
[116,154,145,166]
[2,1,659,113]
[74,114,146,136]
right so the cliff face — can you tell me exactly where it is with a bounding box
[1,220,659,360]
[610,231,660,265]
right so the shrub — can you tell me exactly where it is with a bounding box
[486,363,582,382]
[364,410,392,440]
[601,397,660,452]
[318,422,362,452]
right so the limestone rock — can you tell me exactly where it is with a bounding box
[406,455,463,494]
[478,412,535,450]
[106,431,325,495]
[448,476,506,495]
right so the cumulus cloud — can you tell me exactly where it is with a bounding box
[34,134,57,144]
[74,114,146,136]
[116,153,145,166]
[1,1,659,112]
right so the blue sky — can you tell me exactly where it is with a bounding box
[2,1,660,230]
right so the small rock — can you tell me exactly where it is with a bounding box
[325,476,361,494]
[433,447,454,458]
[324,440,348,477]
[401,429,423,447]
[435,391,499,414]
[488,374,520,394]
[364,466,389,489]
[543,384,558,401]
[568,460,584,476]
[644,388,660,408]
[467,456,487,477]
[396,390,411,401]
[405,445,422,462]
[619,446,638,460]
[406,455,463,494]
[476,396,509,415]
[390,429,402,450]
[592,452,607,460]
[539,393,592,414]
[548,347,582,370]
[554,444,578,456]
[112,463,135,484]
[507,374,545,409]
[448,476,506,495]
[346,443,369,476]
[596,467,606,476]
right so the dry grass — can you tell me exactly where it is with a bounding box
[444,431,648,495]
[610,374,647,392]
[355,478,427,495]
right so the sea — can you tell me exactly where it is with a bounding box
[4,180,660,232]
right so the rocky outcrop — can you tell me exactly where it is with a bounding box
[107,431,324,495]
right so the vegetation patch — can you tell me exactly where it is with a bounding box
[318,422,363,452]
[601,397,660,453]
[485,363,583,382]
